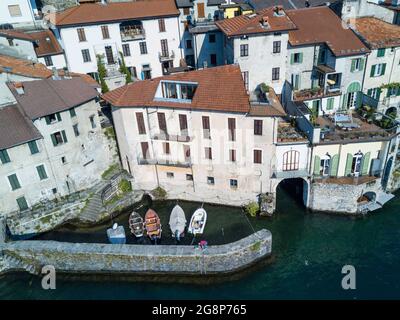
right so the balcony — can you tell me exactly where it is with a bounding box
[152,132,192,142]
[158,50,175,62]
[293,87,341,102]
[120,26,145,41]
[271,169,309,179]
[138,158,191,168]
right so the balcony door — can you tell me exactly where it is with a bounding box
[161,39,169,57]
[105,46,114,64]
[197,3,205,19]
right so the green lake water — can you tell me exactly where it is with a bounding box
[1,186,400,300]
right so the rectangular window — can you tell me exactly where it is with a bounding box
[205,147,212,160]
[8,38,14,46]
[160,39,169,57]
[8,174,21,190]
[207,176,215,185]
[272,67,280,81]
[210,54,217,66]
[351,58,364,72]
[158,19,166,32]
[122,44,131,57]
[101,25,110,39]
[254,149,262,164]
[69,108,76,118]
[16,196,28,211]
[0,149,11,164]
[371,63,386,77]
[228,118,236,141]
[28,141,39,155]
[163,142,170,155]
[240,44,248,57]
[377,48,386,57]
[8,5,22,17]
[229,149,236,162]
[36,165,48,180]
[136,112,146,134]
[273,41,281,53]
[61,156,67,164]
[230,179,238,189]
[44,56,53,66]
[179,114,188,136]
[81,49,91,62]
[45,113,61,125]
[77,28,86,42]
[254,120,263,135]
[292,74,300,90]
[326,97,334,110]
[89,115,96,129]
[209,34,216,43]
[141,142,149,159]
[367,87,382,100]
[73,124,80,137]
[51,131,68,146]
[186,174,193,181]
[166,172,174,178]
[186,39,192,49]
[202,116,210,139]
[183,7,190,15]
[104,45,114,64]
[291,52,303,64]
[139,41,148,55]
[242,71,249,90]
[283,150,300,171]
[157,112,167,134]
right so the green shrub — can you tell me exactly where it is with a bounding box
[244,201,259,218]
[152,187,167,200]
[119,179,132,193]
[101,164,119,179]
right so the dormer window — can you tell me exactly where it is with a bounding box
[157,81,197,102]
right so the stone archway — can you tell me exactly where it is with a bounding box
[274,177,309,211]
[343,81,361,109]
[385,106,397,119]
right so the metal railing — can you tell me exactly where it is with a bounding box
[101,173,124,204]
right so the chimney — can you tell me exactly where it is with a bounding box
[261,16,269,27]
[14,82,24,95]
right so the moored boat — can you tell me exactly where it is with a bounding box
[128,211,144,238]
[144,209,162,242]
[169,204,186,241]
[188,208,207,235]
[106,223,126,244]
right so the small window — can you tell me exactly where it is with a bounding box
[209,34,216,43]
[229,149,236,162]
[186,174,193,181]
[69,108,76,118]
[166,172,174,178]
[28,141,39,155]
[183,7,190,15]
[89,115,96,129]
[186,39,192,49]
[207,176,215,185]
[230,179,238,189]
[36,165,48,180]
[101,25,110,39]
[0,149,11,164]
[44,56,53,66]
[73,124,80,137]
[61,156,67,164]
[291,53,303,64]
[139,42,148,55]
[205,147,212,160]
[272,67,280,81]
[158,19,166,32]
[242,71,249,90]
[77,28,86,42]
[7,38,14,46]
[254,120,263,135]
[8,173,21,191]
[254,149,262,164]
[377,48,386,57]
[51,131,68,146]
[210,54,217,66]
[163,142,170,155]
[202,116,211,139]
[240,44,248,57]
[52,188,57,194]
[136,112,146,134]
[16,196,28,211]
[228,118,236,141]
[273,41,281,54]
[81,49,91,63]
[122,44,131,57]
[8,5,22,17]
[45,113,61,124]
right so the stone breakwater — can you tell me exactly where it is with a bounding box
[0,229,271,276]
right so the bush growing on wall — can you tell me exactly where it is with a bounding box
[244,202,259,218]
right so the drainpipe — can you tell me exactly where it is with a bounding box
[177,16,183,61]
[145,107,160,188]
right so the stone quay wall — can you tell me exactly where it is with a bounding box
[0,229,272,275]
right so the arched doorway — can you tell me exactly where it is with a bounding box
[385,106,397,119]
[275,178,308,212]
[343,82,361,109]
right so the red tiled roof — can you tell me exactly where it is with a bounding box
[353,17,400,49]
[0,30,35,41]
[54,0,180,27]
[286,7,370,57]
[216,7,297,37]
[103,65,251,113]
[30,30,64,57]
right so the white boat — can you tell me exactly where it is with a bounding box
[188,208,207,235]
[169,204,187,240]
[106,223,126,244]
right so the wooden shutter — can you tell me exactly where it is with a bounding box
[313,155,320,176]
[163,142,170,154]
[230,149,236,162]
[136,112,146,134]
[351,59,356,72]
[345,153,353,176]
[183,145,191,162]
[141,142,149,159]
[290,53,294,64]
[0,149,10,163]
[299,53,303,63]
[330,154,339,177]
[370,65,376,77]
[205,147,212,159]
[228,118,235,141]
[254,150,262,164]
[381,63,386,76]
[179,114,188,134]
[361,152,371,176]
[157,112,167,134]
[197,3,205,18]
[359,58,364,71]
[61,130,68,143]
[16,196,28,211]
[51,134,57,146]
[202,116,210,138]
[56,113,61,121]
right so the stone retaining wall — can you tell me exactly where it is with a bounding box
[0,229,271,275]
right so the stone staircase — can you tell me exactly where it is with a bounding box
[78,184,107,223]
[1,252,40,275]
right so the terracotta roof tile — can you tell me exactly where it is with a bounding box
[353,17,400,50]
[0,55,52,78]
[54,0,180,27]
[30,30,64,57]
[286,7,370,57]
[216,7,297,37]
[103,65,251,113]
[0,30,35,41]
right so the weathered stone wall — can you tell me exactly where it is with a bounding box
[0,229,271,275]
[0,218,6,244]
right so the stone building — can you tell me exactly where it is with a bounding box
[0,77,117,216]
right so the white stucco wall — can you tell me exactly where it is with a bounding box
[0,0,36,27]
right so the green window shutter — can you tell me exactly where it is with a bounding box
[69,108,76,117]
[351,59,356,72]
[361,152,371,176]
[377,48,385,57]
[356,92,362,108]
[45,116,51,125]
[370,65,376,77]
[327,97,334,110]
[28,141,39,154]
[367,89,372,97]
[299,53,303,63]
[397,87,400,96]
[51,134,57,146]
[387,88,391,98]
[0,149,11,164]
[8,174,21,190]
[56,113,62,121]
[16,196,28,211]
[36,165,48,180]
[377,88,382,100]
[330,154,339,177]
[313,155,321,176]
[345,153,353,176]
[381,63,386,76]
[290,53,294,64]
[359,58,364,71]
[61,130,68,143]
